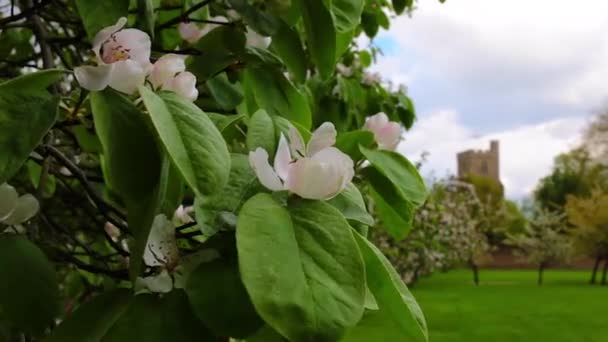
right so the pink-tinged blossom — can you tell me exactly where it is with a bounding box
[149,54,199,101]
[363,112,402,151]
[249,123,354,200]
[74,17,151,94]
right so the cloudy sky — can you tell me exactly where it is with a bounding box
[364,0,608,199]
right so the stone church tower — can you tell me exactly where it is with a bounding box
[457,140,500,183]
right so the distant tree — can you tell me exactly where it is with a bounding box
[565,190,608,284]
[508,209,571,285]
[534,148,606,211]
[375,179,491,286]
[460,174,508,244]
[583,106,608,165]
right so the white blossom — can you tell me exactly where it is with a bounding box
[249,123,354,200]
[149,54,198,101]
[363,112,402,151]
[0,183,39,226]
[246,29,271,49]
[74,17,151,94]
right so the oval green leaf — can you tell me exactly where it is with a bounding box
[0,235,59,335]
[139,88,231,197]
[237,194,366,341]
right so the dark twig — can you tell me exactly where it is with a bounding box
[0,0,50,27]
[156,0,213,30]
[38,145,128,224]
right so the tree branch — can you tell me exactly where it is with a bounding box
[0,0,50,27]
[37,145,128,226]
[156,0,213,30]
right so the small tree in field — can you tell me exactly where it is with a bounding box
[508,209,571,285]
[375,178,491,286]
[565,190,608,284]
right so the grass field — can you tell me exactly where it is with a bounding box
[411,270,608,342]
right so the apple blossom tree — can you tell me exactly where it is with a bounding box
[0,0,436,341]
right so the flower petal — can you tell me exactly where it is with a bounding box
[3,194,39,225]
[173,205,194,225]
[136,269,173,294]
[288,125,306,158]
[113,28,152,66]
[307,122,337,156]
[107,60,146,94]
[377,121,401,150]
[246,29,271,49]
[274,134,292,181]
[0,183,18,220]
[178,22,204,43]
[363,112,401,151]
[149,54,186,89]
[286,147,354,200]
[74,65,112,91]
[249,148,284,191]
[363,112,389,133]
[92,17,127,62]
[143,214,179,267]
[162,71,198,101]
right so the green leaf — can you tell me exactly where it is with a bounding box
[299,0,336,79]
[392,0,413,15]
[48,289,132,342]
[247,109,277,154]
[244,67,312,129]
[345,233,428,342]
[361,12,379,38]
[227,0,280,36]
[27,160,56,198]
[360,147,427,206]
[0,94,58,185]
[139,88,231,197]
[270,21,307,83]
[397,95,416,129]
[358,51,372,68]
[206,72,244,110]
[328,183,374,226]
[247,326,287,342]
[186,258,263,338]
[103,291,216,341]
[329,0,365,32]
[207,113,245,141]
[189,26,246,80]
[75,0,129,40]
[195,153,262,236]
[0,70,63,184]
[0,235,59,335]
[336,30,355,61]
[90,89,163,279]
[364,166,415,240]
[335,130,375,161]
[377,10,390,29]
[136,0,156,39]
[237,194,366,341]
[0,69,64,95]
[71,125,103,153]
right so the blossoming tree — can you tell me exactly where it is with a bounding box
[0,0,435,341]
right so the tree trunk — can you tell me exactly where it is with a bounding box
[471,263,479,286]
[590,255,601,284]
[601,259,608,285]
[538,263,545,286]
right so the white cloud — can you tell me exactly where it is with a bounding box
[398,110,586,199]
[370,0,608,108]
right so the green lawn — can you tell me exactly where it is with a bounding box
[411,270,608,342]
